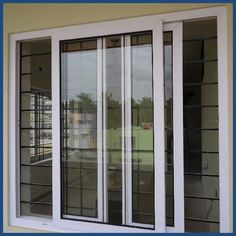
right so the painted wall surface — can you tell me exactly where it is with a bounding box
[3,3,233,233]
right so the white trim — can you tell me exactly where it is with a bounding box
[51,35,61,224]
[97,38,104,222]
[121,35,126,226]
[124,34,132,227]
[9,35,17,225]
[8,5,231,233]
[172,22,185,233]
[163,22,185,232]
[9,6,225,42]
[102,37,108,223]
[153,20,166,233]
[217,7,231,233]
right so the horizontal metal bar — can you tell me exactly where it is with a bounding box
[21,52,51,58]
[166,149,219,154]
[21,108,52,112]
[21,182,52,187]
[21,164,52,168]
[166,127,218,131]
[64,185,97,191]
[184,195,219,201]
[184,59,217,64]
[183,105,218,108]
[21,90,51,94]
[166,215,219,224]
[21,127,52,130]
[183,82,218,86]
[21,146,52,148]
[184,173,219,177]
[21,72,50,76]
[21,200,52,206]
[183,36,217,42]
[184,217,219,224]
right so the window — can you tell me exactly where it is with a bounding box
[9,6,231,233]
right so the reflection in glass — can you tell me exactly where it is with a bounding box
[61,39,98,218]
[131,33,154,225]
[163,31,174,227]
[183,18,219,232]
[20,39,52,217]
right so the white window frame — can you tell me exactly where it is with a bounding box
[8,6,230,233]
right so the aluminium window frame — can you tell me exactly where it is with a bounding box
[8,6,230,233]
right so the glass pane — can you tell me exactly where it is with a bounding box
[61,39,98,218]
[20,39,52,217]
[164,31,174,227]
[183,18,219,232]
[104,36,123,225]
[131,33,154,225]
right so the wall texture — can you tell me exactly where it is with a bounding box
[3,3,233,232]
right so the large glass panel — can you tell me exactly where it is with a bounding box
[183,18,219,232]
[131,33,154,225]
[20,39,52,217]
[60,32,156,228]
[163,31,174,227]
[104,36,123,225]
[61,39,98,218]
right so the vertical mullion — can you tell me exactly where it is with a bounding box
[124,35,132,226]
[97,38,103,221]
[121,35,126,225]
[172,22,184,232]
[102,37,108,223]
[52,36,61,222]
[153,21,166,232]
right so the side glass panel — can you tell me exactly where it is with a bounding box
[163,31,174,227]
[61,39,98,218]
[183,18,219,232]
[104,36,123,225]
[20,39,52,217]
[131,33,154,225]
